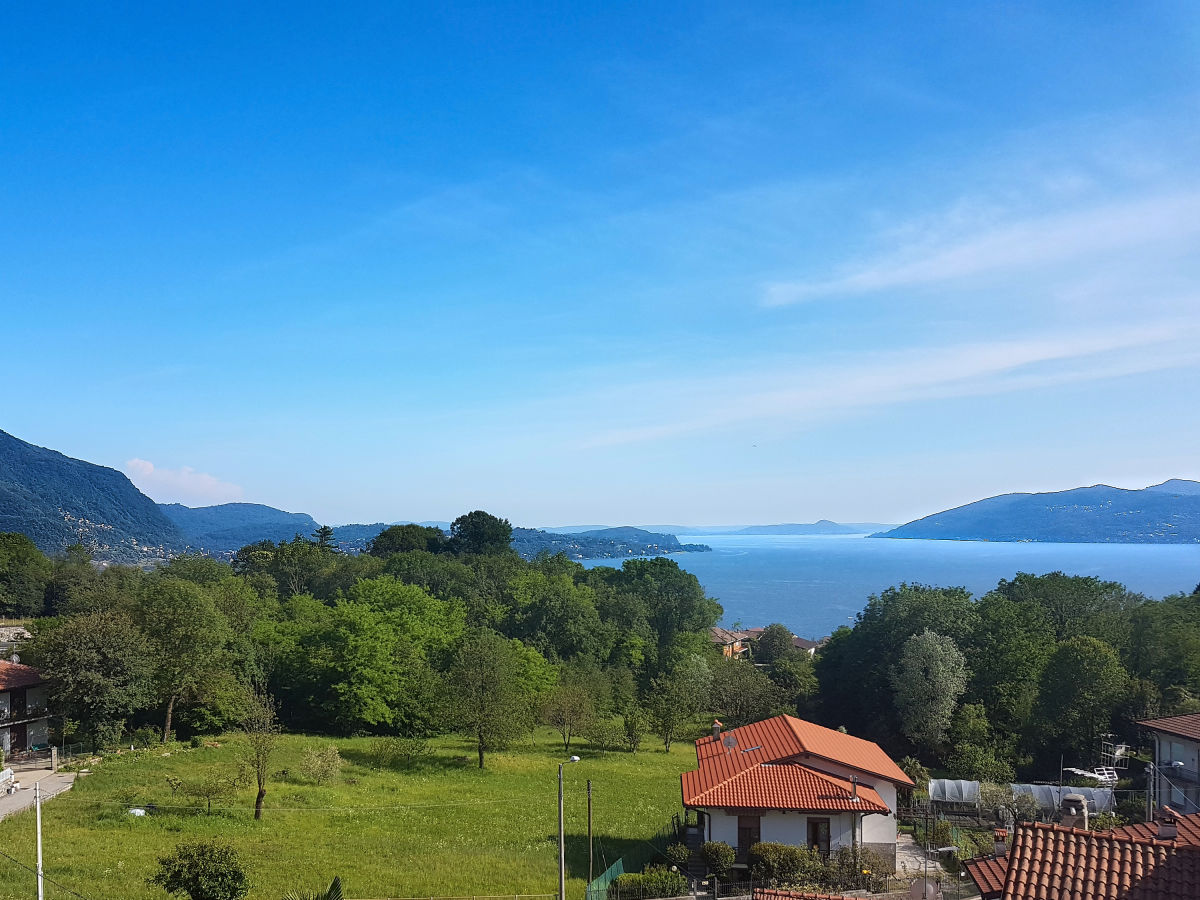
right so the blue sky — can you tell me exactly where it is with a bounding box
[4,2,1200,526]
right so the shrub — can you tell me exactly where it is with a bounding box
[607,866,687,899]
[369,736,429,768]
[147,839,249,900]
[663,842,691,869]
[583,718,625,751]
[747,841,821,885]
[301,744,342,785]
[130,726,160,748]
[701,841,735,878]
[189,736,205,749]
[622,707,646,753]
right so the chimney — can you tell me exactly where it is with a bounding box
[1060,793,1088,829]
[851,774,859,801]
[712,720,722,742]
[993,828,1008,857]
[1158,806,1179,841]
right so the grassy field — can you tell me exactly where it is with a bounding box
[0,730,694,900]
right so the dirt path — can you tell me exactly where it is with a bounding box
[0,768,76,821]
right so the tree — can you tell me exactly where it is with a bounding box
[148,840,249,900]
[240,687,280,821]
[313,525,337,552]
[1033,636,1128,758]
[449,511,513,555]
[753,624,794,664]
[769,651,819,716]
[136,577,231,741]
[0,532,52,617]
[26,611,154,746]
[368,524,447,557]
[541,682,596,752]
[447,629,533,767]
[708,656,782,728]
[890,629,968,753]
[647,655,711,750]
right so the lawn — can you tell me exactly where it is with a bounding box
[0,730,695,900]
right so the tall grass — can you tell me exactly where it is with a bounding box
[0,729,694,900]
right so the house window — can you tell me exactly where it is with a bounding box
[737,815,761,856]
[808,818,831,857]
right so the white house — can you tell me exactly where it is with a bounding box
[0,660,51,756]
[1139,713,1200,816]
[681,715,913,870]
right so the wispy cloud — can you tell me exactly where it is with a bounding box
[125,459,243,506]
[764,189,1200,305]
[578,318,1200,447]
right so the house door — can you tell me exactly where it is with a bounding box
[10,723,27,752]
[808,818,831,857]
[737,815,761,858]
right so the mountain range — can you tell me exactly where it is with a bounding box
[876,480,1200,544]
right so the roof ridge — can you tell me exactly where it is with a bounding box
[1021,819,1177,847]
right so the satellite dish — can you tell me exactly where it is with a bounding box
[722,735,738,750]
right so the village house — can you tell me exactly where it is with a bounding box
[0,660,51,756]
[709,627,825,659]
[1139,713,1200,817]
[681,715,913,870]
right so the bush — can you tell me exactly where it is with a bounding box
[189,736,205,749]
[369,736,429,768]
[583,718,625,751]
[300,744,342,784]
[747,841,822,885]
[129,726,160,748]
[147,840,249,900]
[663,842,691,869]
[607,866,687,899]
[623,707,646,752]
[701,841,735,879]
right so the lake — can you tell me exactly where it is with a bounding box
[580,534,1200,639]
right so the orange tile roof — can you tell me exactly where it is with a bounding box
[683,761,890,813]
[1000,818,1200,900]
[964,854,1008,899]
[0,660,44,691]
[967,812,1200,899]
[691,715,913,789]
[754,890,856,900]
[1138,714,1200,744]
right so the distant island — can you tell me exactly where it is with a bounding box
[736,520,890,535]
[511,526,710,560]
[875,480,1200,544]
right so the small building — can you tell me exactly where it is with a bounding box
[681,715,913,870]
[1139,713,1200,816]
[710,626,752,659]
[0,660,51,755]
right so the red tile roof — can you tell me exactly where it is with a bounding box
[964,855,1008,899]
[1002,820,1200,900]
[0,660,44,691]
[1110,814,1200,847]
[690,715,913,790]
[684,761,890,813]
[1138,714,1200,744]
[754,891,856,900]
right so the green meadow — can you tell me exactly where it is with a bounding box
[0,731,693,900]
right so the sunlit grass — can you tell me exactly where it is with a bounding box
[0,729,694,900]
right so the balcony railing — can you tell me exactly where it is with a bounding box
[0,705,50,726]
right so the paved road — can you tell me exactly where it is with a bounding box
[0,768,76,821]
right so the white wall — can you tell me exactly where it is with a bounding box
[703,810,861,852]
[708,810,738,846]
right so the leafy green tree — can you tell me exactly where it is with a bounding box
[969,587,1055,738]
[148,840,249,900]
[992,572,1142,650]
[0,532,51,617]
[648,655,711,750]
[449,511,513,555]
[26,611,154,746]
[541,681,596,752]
[506,571,611,661]
[890,629,968,753]
[368,524,447,557]
[753,623,794,664]
[709,656,782,728]
[612,557,722,675]
[447,629,535,767]
[946,742,1014,783]
[136,577,231,741]
[1033,636,1128,758]
[240,687,280,820]
[769,651,819,715]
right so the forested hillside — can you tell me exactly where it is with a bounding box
[0,429,183,561]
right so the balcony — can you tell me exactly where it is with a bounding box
[0,705,50,727]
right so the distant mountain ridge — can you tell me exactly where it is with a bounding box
[159,502,320,552]
[876,480,1200,544]
[0,429,183,561]
[737,520,879,535]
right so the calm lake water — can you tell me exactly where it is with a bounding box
[580,534,1200,639]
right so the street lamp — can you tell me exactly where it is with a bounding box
[559,756,581,900]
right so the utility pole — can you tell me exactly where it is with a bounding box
[559,756,579,900]
[35,781,44,900]
[587,780,593,886]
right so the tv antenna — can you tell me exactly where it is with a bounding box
[722,735,738,753]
